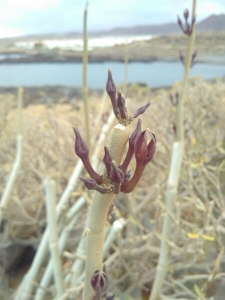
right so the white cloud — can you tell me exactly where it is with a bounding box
[197,1,225,16]
[2,0,60,11]
[0,0,224,37]
[0,25,23,38]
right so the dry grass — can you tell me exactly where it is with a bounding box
[0,77,225,299]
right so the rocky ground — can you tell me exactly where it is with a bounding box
[0,32,224,64]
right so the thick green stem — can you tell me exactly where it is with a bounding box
[176,0,197,142]
[83,2,90,148]
[150,142,183,300]
[150,1,197,299]
[83,124,131,300]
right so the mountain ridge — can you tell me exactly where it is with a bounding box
[93,13,225,36]
[1,13,224,41]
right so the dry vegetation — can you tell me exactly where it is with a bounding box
[0,77,225,299]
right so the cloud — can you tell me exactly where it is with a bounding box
[0,0,224,37]
[0,25,23,38]
[2,0,60,11]
[197,0,225,16]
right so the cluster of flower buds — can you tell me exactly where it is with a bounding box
[91,267,115,300]
[106,70,150,125]
[177,8,196,36]
[73,70,156,195]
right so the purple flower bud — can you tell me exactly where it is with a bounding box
[121,118,142,173]
[134,130,148,165]
[109,162,125,194]
[183,9,189,21]
[103,146,113,178]
[129,118,142,149]
[135,130,156,165]
[106,69,116,99]
[106,70,120,117]
[109,162,124,184]
[73,127,103,184]
[177,15,182,27]
[121,130,156,193]
[73,127,89,159]
[79,177,107,194]
[80,177,97,189]
[178,9,195,36]
[91,270,108,299]
[147,132,156,163]
[117,90,128,119]
[132,102,151,118]
[186,23,191,35]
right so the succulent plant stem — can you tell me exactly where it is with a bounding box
[176,1,196,142]
[150,1,197,299]
[82,2,90,148]
[83,124,131,300]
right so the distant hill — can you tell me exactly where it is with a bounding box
[197,14,225,31]
[93,13,225,36]
[94,23,179,36]
[1,14,224,41]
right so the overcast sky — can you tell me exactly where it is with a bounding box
[0,0,224,38]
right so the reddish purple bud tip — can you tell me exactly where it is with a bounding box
[106,69,116,96]
[91,270,108,291]
[103,146,113,177]
[135,130,156,165]
[80,177,97,189]
[73,127,89,159]
[132,102,151,118]
[129,118,142,149]
[106,70,120,117]
[177,16,182,26]
[135,130,148,163]
[183,9,189,20]
[121,119,142,173]
[79,177,107,194]
[117,90,127,119]
[146,132,156,163]
[109,162,124,184]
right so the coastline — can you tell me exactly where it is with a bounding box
[1,77,224,107]
[0,32,224,65]
[0,56,224,65]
